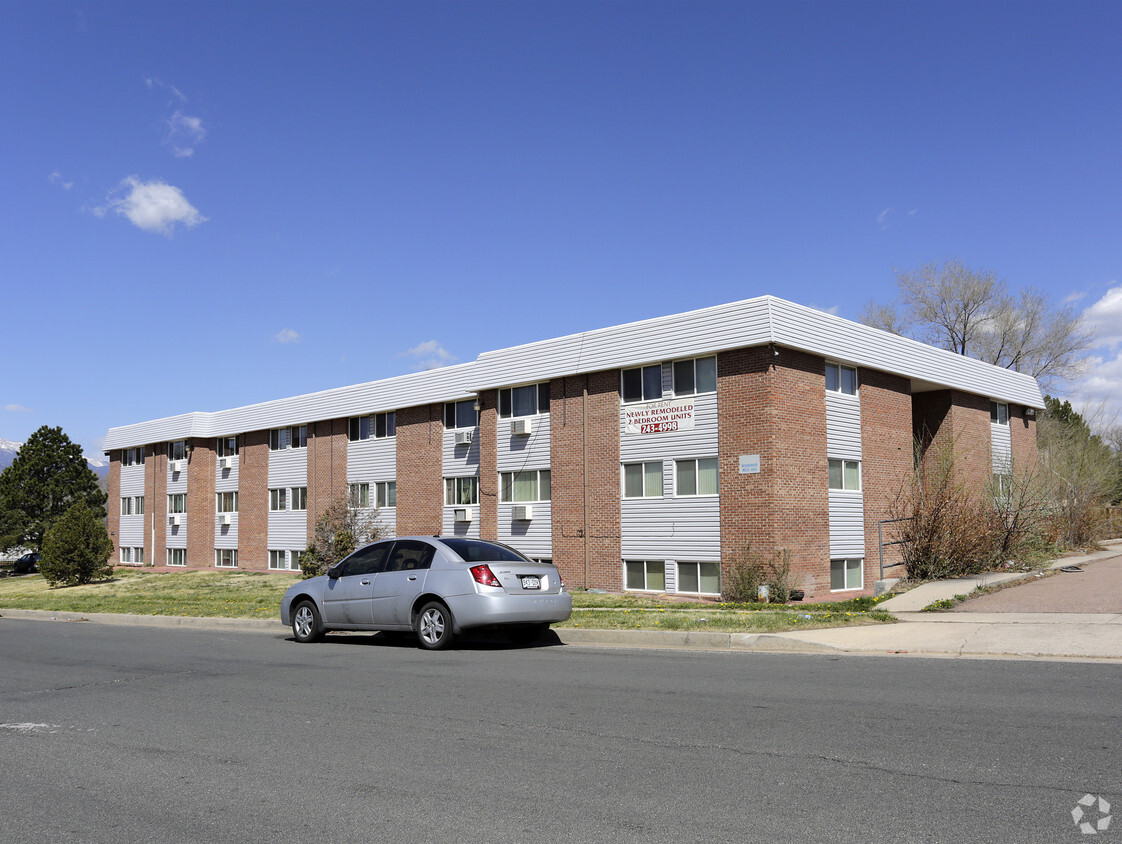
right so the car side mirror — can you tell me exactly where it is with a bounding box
[328,567,341,580]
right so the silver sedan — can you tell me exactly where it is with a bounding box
[280,536,572,650]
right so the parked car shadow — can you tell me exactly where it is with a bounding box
[288,628,565,651]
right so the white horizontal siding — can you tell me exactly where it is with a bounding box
[444,428,481,475]
[118,515,144,548]
[829,491,866,558]
[120,464,145,496]
[442,508,481,539]
[496,413,551,472]
[991,422,1012,473]
[268,449,307,487]
[347,438,396,483]
[620,392,718,462]
[621,497,720,560]
[825,393,862,460]
[498,503,553,558]
[166,523,186,549]
[215,515,238,549]
[269,512,307,549]
[215,457,239,493]
[166,469,187,494]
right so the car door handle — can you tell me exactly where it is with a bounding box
[408,575,418,581]
[361,580,371,585]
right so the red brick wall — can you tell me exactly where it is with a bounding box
[396,404,443,536]
[308,419,347,541]
[1010,405,1038,473]
[478,390,498,540]
[239,431,269,571]
[186,439,216,569]
[914,389,1000,495]
[551,372,621,589]
[859,370,914,584]
[149,445,167,566]
[107,452,121,559]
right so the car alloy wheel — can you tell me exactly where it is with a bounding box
[416,602,453,650]
[292,602,323,643]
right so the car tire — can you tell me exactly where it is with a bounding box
[291,601,324,643]
[506,623,549,647]
[415,602,454,650]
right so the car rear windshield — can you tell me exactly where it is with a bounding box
[441,538,534,564]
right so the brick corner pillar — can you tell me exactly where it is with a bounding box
[149,446,168,567]
[239,430,270,570]
[396,404,443,536]
[551,372,621,591]
[107,451,121,556]
[186,439,216,569]
[478,391,498,540]
[308,419,348,542]
[915,389,991,495]
[1010,404,1038,473]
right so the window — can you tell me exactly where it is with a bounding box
[135,496,144,515]
[168,494,186,513]
[444,400,479,429]
[622,364,663,403]
[122,446,145,466]
[445,476,479,506]
[270,488,287,511]
[120,547,144,564]
[990,401,1009,425]
[672,356,717,396]
[622,462,663,498]
[168,440,187,461]
[993,473,1012,500]
[135,547,144,564]
[826,363,858,396]
[349,412,396,441]
[291,487,307,511]
[828,459,861,491]
[676,458,718,496]
[269,425,307,450]
[499,383,550,418]
[349,483,369,508]
[216,436,239,457]
[625,560,665,591]
[167,548,186,567]
[215,549,238,568]
[216,491,239,513]
[121,497,133,516]
[678,561,721,594]
[269,550,302,571]
[376,481,396,508]
[831,558,863,591]
[121,547,132,563]
[500,470,551,503]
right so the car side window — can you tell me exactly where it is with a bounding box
[337,543,390,577]
[385,540,436,572]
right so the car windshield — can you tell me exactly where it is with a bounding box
[441,538,533,564]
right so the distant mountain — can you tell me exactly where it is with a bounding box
[0,438,110,479]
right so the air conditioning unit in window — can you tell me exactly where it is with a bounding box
[218,456,233,470]
[453,507,474,523]
[454,430,473,446]
[169,514,181,526]
[511,505,533,521]
[511,418,532,436]
[169,460,183,474]
[219,513,232,526]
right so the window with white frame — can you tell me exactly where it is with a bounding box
[676,458,718,496]
[168,493,186,513]
[269,425,307,450]
[168,440,187,461]
[622,462,663,498]
[672,356,717,397]
[678,561,721,594]
[621,364,663,403]
[625,560,665,591]
[121,497,134,516]
[291,487,307,511]
[499,383,550,418]
[444,400,479,429]
[216,436,238,457]
[349,412,396,441]
[269,549,302,571]
[349,483,369,508]
[216,491,239,513]
[167,548,186,567]
[990,401,1009,425]
[500,470,551,503]
[831,558,863,591]
[828,459,861,491]
[122,446,145,466]
[123,496,144,515]
[825,363,858,396]
[270,488,287,511]
[120,546,144,564]
[376,481,396,508]
[445,476,479,506]
[993,473,1012,500]
[121,547,132,563]
[135,496,144,515]
[215,549,238,568]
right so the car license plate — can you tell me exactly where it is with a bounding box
[520,576,541,590]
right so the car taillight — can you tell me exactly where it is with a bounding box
[470,564,502,587]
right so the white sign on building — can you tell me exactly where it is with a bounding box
[624,399,696,435]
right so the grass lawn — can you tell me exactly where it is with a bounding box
[0,569,895,633]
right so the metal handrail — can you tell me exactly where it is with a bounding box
[878,517,913,580]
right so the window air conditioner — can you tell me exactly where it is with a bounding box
[454,430,473,446]
[220,513,232,526]
[511,418,532,436]
[169,460,182,473]
[219,456,233,470]
[454,507,474,523]
[169,514,181,526]
[511,505,533,521]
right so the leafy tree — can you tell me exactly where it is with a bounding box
[859,260,1091,390]
[298,494,383,578]
[0,426,107,553]
[39,500,114,586]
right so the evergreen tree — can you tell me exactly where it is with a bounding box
[40,500,114,586]
[0,426,106,552]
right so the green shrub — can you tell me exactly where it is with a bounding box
[722,546,768,602]
[39,501,114,586]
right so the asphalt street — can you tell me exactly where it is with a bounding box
[1,620,1119,843]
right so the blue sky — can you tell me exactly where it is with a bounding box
[3,0,1121,456]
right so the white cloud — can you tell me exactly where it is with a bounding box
[166,111,206,158]
[1080,285,1122,349]
[877,207,892,230]
[399,340,458,370]
[96,177,207,236]
[4,404,32,413]
[272,328,301,344]
[1066,285,1122,425]
[48,171,73,190]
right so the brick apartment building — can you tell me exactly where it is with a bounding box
[104,296,1042,598]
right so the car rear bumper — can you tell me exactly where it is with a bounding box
[446,591,573,630]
